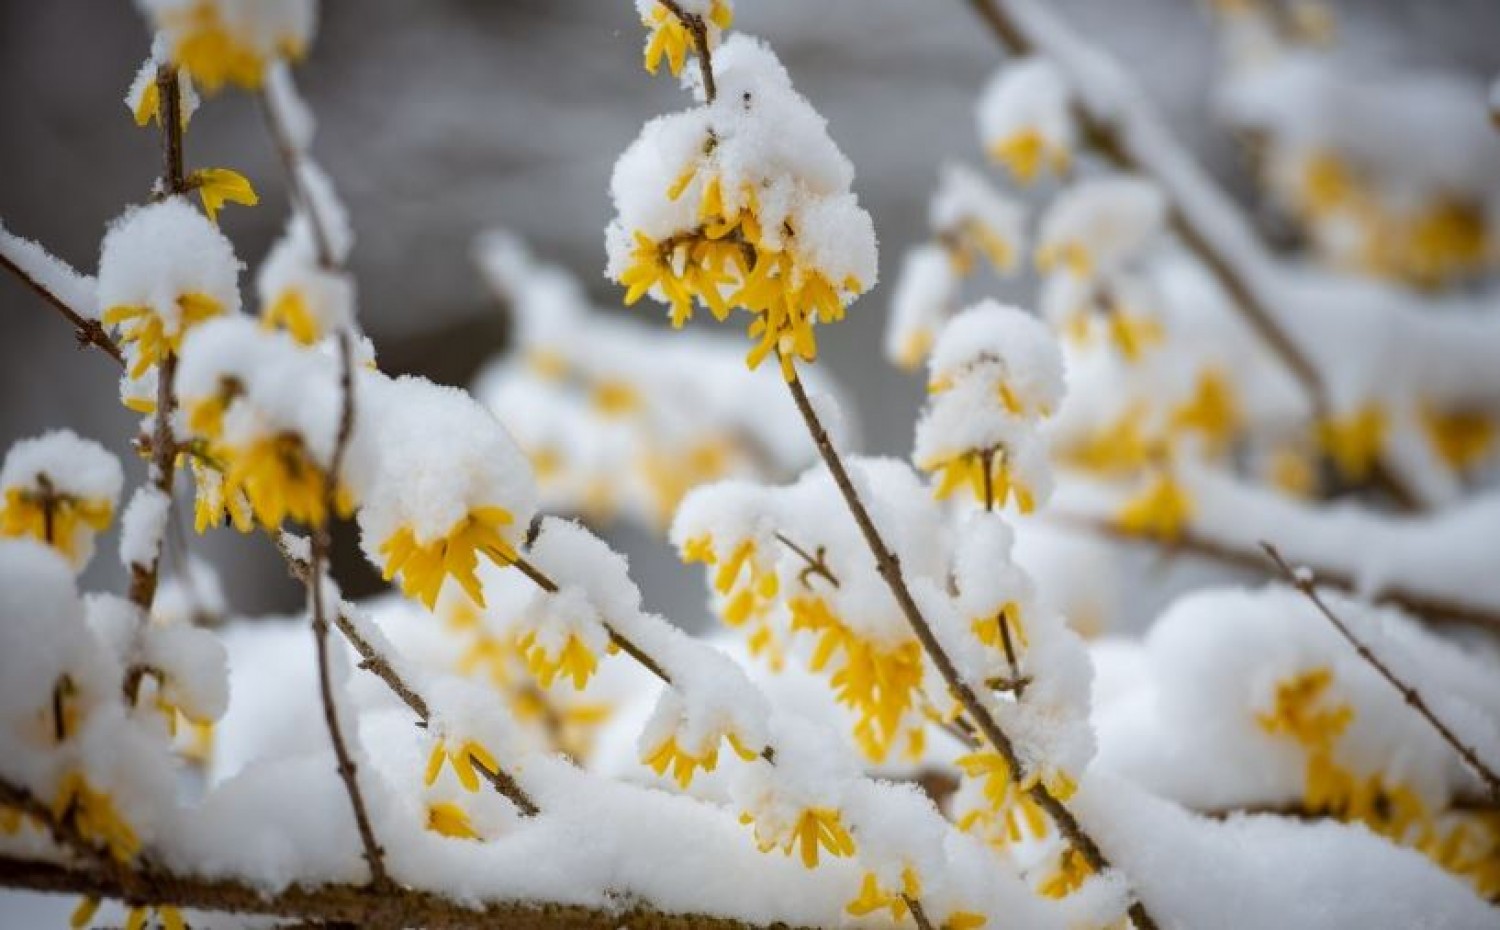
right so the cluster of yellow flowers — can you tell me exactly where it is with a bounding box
[0,482,112,566]
[1257,666,1500,898]
[741,806,856,870]
[639,0,733,78]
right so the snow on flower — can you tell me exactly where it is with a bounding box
[139,0,318,92]
[606,34,877,379]
[977,57,1074,185]
[0,431,123,571]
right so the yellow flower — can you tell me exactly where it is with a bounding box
[262,288,321,344]
[1420,405,1494,473]
[922,449,1036,513]
[53,773,139,863]
[945,912,989,930]
[590,379,643,418]
[972,603,1028,653]
[1062,405,1155,476]
[1037,847,1092,899]
[425,738,502,793]
[1172,368,1240,454]
[159,0,306,92]
[379,506,518,610]
[745,806,856,868]
[191,167,259,224]
[1317,404,1386,481]
[1115,471,1193,542]
[954,751,1055,846]
[620,231,696,327]
[426,801,481,840]
[0,486,113,564]
[1105,310,1164,363]
[220,433,341,530]
[517,630,599,691]
[124,905,186,930]
[103,292,224,379]
[190,456,253,534]
[69,898,101,930]
[1256,667,1352,753]
[643,731,758,788]
[846,867,922,921]
[641,0,732,76]
[130,76,190,130]
[988,128,1069,185]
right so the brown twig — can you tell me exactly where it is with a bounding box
[781,367,1160,930]
[124,355,180,633]
[1050,511,1500,633]
[0,779,113,874]
[156,66,189,197]
[0,855,810,930]
[773,532,841,590]
[274,535,541,816]
[1262,543,1500,803]
[307,333,389,888]
[656,0,717,103]
[0,252,124,366]
[257,88,337,271]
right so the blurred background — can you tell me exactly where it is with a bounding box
[3,0,1498,624]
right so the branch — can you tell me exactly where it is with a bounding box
[773,533,841,590]
[0,855,810,930]
[124,355,180,628]
[1262,543,1500,804]
[307,333,389,889]
[779,369,1160,930]
[156,66,189,197]
[258,79,336,270]
[0,252,124,366]
[273,535,540,817]
[657,0,717,103]
[1050,511,1500,633]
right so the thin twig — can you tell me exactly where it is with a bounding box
[656,0,717,103]
[0,779,114,874]
[781,367,1160,930]
[257,88,337,271]
[273,536,540,816]
[156,65,189,197]
[0,855,809,930]
[773,532,841,590]
[1050,511,1500,633]
[0,252,124,365]
[904,894,935,930]
[308,333,390,889]
[1262,543,1500,803]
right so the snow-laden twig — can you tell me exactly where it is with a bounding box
[0,250,122,366]
[1262,543,1500,803]
[306,332,389,889]
[782,367,1161,930]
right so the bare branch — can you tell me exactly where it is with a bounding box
[0,252,124,366]
[1262,543,1500,804]
[779,368,1161,930]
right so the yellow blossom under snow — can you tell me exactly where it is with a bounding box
[379,506,518,610]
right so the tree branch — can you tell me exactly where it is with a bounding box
[656,0,717,103]
[779,368,1160,930]
[0,855,811,930]
[0,252,124,366]
[308,333,389,888]
[1050,511,1500,633]
[1262,543,1500,804]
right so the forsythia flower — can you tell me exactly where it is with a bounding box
[379,506,519,610]
[219,433,344,530]
[1037,847,1093,899]
[517,629,599,691]
[0,486,113,565]
[1172,367,1241,454]
[1420,405,1495,473]
[0,432,122,570]
[425,737,502,793]
[743,806,856,869]
[426,801,481,840]
[639,0,732,77]
[1317,404,1386,481]
[976,58,1074,186]
[954,751,1065,847]
[642,729,759,788]
[53,773,139,863]
[1256,666,1352,754]
[1116,471,1194,541]
[104,294,225,379]
[146,0,317,92]
[923,449,1037,513]
[846,867,923,921]
[191,167,259,224]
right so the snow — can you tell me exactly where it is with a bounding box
[0,222,100,321]
[975,56,1074,177]
[119,485,171,570]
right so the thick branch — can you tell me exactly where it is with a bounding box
[1263,544,1500,803]
[0,252,124,366]
[0,856,808,930]
[1050,511,1500,633]
[780,370,1159,930]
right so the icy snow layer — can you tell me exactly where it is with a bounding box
[1054,466,1500,620]
[1075,773,1496,930]
[1091,586,1500,811]
[0,221,99,320]
[1001,0,1500,414]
